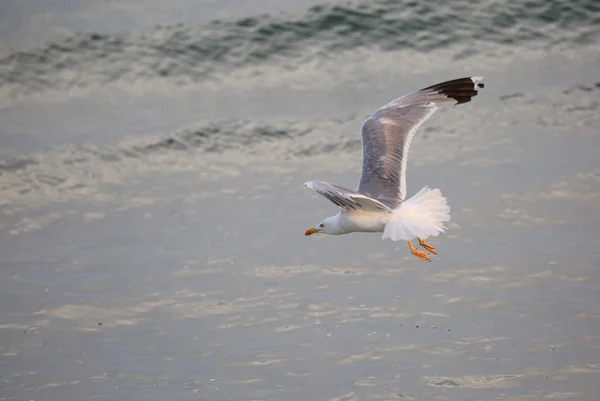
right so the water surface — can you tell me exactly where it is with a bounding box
[1,0,600,400]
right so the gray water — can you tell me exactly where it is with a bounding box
[1,0,600,400]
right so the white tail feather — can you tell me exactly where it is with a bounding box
[382,186,450,242]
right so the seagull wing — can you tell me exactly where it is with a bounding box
[304,180,392,212]
[357,76,485,207]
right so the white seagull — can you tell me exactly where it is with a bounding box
[304,76,485,262]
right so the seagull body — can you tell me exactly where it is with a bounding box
[304,77,485,261]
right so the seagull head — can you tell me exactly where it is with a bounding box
[305,216,342,236]
[304,222,324,236]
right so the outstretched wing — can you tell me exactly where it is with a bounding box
[357,76,485,207]
[304,180,392,212]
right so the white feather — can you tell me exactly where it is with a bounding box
[381,186,450,241]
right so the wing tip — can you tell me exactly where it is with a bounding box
[304,180,325,190]
[425,76,486,105]
[471,76,485,89]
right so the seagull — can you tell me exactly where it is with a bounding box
[303,76,485,262]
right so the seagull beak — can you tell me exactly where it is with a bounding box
[305,227,319,236]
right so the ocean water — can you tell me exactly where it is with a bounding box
[1,0,600,400]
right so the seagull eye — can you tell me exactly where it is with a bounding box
[319,223,324,228]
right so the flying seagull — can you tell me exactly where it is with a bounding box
[304,76,485,262]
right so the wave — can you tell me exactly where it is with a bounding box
[2,79,600,209]
[0,120,314,206]
[1,0,598,97]
[0,119,310,173]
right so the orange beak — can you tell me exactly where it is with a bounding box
[305,227,319,236]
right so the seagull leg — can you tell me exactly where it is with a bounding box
[418,238,438,255]
[408,241,431,262]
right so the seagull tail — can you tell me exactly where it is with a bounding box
[382,186,450,242]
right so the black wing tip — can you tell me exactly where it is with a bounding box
[423,76,485,105]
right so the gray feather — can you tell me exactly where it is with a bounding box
[304,180,392,212]
[357,76,484,207]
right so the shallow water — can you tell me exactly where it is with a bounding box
[2,0,600,400]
